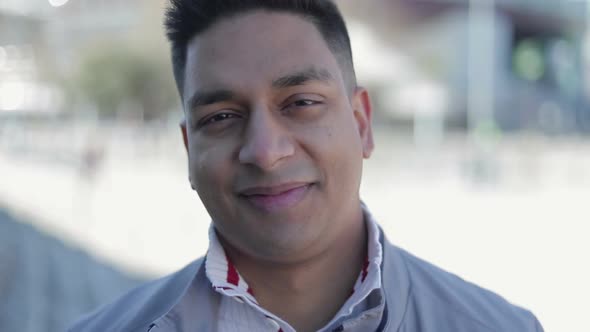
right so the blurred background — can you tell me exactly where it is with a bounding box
[1,0,589,330]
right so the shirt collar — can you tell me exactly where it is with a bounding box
[349,203,383,300]
[205,226,259,305]
[204,202,383,321]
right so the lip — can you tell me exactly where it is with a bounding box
[238,182,311,196]
[238,182,313,212]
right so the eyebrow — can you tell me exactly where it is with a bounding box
[186,68,334,112]
[272,67,335,89]
[186,90,236,113]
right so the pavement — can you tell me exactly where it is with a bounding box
[0,207,144,332]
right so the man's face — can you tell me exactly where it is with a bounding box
[182,11,374,262]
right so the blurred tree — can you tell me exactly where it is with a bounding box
[74,43,177,122]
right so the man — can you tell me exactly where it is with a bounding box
[69,1,543,331]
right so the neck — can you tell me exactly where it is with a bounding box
[222,207,367,332]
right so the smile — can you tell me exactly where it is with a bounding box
[238,183,313,212]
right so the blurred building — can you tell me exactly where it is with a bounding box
[341,0,590,134]
[0,0,147,116]
[0,10,56,115]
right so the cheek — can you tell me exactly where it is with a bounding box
[189,145,234,188]
[306,113,363,158]
[310,116,364,187]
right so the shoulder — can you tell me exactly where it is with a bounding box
[67,258,205,332]
[384,242,543,331]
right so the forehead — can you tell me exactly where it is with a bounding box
[183,11,344,96]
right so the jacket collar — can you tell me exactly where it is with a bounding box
[379,230,412,331]
[139,259,205,331]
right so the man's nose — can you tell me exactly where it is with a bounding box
[238,107,295,171]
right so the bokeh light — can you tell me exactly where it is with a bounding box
[48,0,69,7]
[513,39,545,81]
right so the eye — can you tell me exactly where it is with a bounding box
[292,99,319,107]
[198,112,240,128]
[280,95,326,121]
[284,98,322,111]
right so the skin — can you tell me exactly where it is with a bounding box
[180,11,374,332]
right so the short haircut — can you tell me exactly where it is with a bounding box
[164,0,357,101]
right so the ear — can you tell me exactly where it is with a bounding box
[351,87,375,159]
[180,119,189,153]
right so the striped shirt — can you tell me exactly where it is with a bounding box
[204,206,384,332]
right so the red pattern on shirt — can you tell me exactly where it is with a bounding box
[226,254,240,286]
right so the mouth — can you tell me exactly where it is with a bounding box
[238,182,314,212]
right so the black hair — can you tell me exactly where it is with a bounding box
[164,0,357,100]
